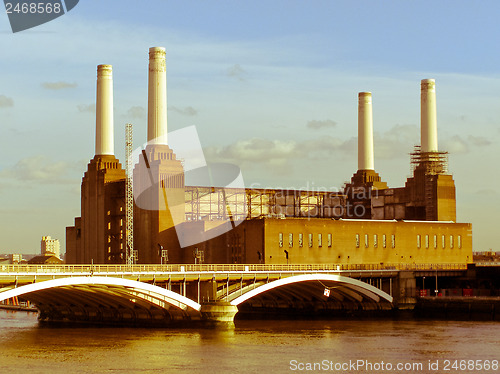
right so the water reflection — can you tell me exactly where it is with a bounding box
[1,311,499,374]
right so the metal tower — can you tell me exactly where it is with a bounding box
[125,123,135,265]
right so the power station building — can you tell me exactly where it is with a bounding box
[66,47,472,266]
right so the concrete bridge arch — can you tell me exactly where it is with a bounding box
[229,273,393,311]
[0,276,202,324]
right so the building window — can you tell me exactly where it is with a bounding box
[120,218,123,226]
[355,234,360,248]
[391,234,396,248]
[458,235,462,249]
[434,235,438,249]
[308,233,313,248]
[107,222,111,230]
[382,234,387,248]
[289,233,293,248]
[373,234,378,248]
[425,235,429,249]
[364,234,369,248]
[328,233,332,248]
[450,235,454,249]
[417,234,421,249]
[278,233,283,248]
[318,233,322,247]
[299,233,303,247]
[442,235,446,249]
[107,210,111,216]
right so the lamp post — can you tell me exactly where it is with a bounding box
[435,270,438,296]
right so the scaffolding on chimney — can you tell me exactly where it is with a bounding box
[410,145,449,175]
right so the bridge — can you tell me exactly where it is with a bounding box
[0,263,467,325]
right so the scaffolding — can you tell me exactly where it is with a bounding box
[410,145,449,175]
[184,186,345,221]
[125,123,135,265]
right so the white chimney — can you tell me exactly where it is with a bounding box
[95,64,114,155]
[421,79,438,152]
[358,92,375,170]
[147,47,167,145]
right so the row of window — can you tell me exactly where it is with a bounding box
[416,234,462,249]
[279,232,463,249]
[355,234,395,248]
[278,233,332,248]
[356,233,462,249]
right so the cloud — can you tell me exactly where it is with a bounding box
[442,136,469,154]
[204,124,421,174]
[374,124,419,159]
[306,120,337,130]
[42,81,78,90]
[440,134,493,155]
[204,138,300,175]
[203,122,496,181]
[205,138,296,164]
[205,134,356,172]
[0,156,82,184]
[226,64,247,81]
[467,135,491,147]
[169,106,198,116]
[127,106,146,119]
[77,103,95,113]
[0,95,14,108]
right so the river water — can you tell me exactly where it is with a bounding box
[0,310,499,374]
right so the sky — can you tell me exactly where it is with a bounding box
[0,0,499,255]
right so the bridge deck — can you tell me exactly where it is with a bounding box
[0,262,467,274]
[0,263,470,325]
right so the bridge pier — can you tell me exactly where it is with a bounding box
[200,302,239,324]
[393,271,417,309]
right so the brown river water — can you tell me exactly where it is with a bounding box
[0,310,499,374]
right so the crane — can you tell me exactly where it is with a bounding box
[125,123,135,265]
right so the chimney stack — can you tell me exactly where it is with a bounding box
[358,92,375,170]
[148,47,167,145]
[420,79,438,152]
[95,64,114,155]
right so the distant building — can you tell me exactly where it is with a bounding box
[41,236,60,259]
[10,254,23,264]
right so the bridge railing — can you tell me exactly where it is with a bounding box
[0,263,468,274]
